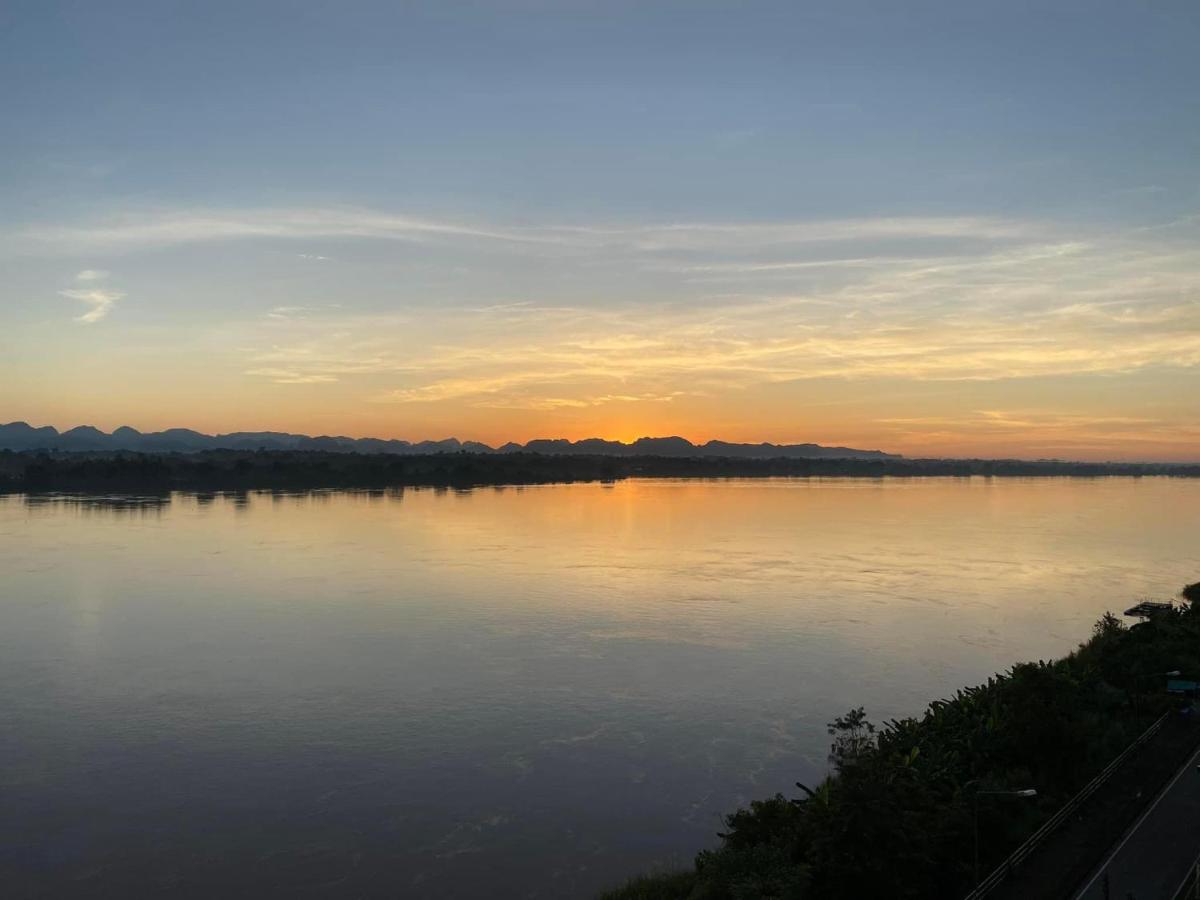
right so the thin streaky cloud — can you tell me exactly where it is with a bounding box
[15,208,1050,257]
[665,257,932,275]
[268,306,310,319]
[232,228,1200,411]
[20,208,579,253]
[74,269,110,281]
[243,367,339,384]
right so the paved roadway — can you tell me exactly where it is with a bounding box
[1075,743,1200,900]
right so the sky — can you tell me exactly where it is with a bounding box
[2,0,1198,460]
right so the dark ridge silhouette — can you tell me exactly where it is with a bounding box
[0,422,897,460]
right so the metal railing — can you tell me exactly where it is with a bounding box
[962,711,1170,900]
[1174,850,1200,900]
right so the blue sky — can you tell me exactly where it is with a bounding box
[2,1,1198,458]
[5,0,1197,221]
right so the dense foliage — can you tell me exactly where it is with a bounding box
[1,449,1199,494]
[603,583,1200,900]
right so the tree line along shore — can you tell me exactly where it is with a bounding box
[1,449,1199,493]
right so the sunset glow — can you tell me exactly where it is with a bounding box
[3,3,1198,461]
[7,5,1200,897]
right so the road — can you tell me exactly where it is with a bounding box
[1075,743,1200,900]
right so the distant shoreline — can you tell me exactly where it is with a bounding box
[2,449,1199,494]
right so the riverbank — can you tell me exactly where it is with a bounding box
[2,449,1199,494]
[601,582,1200,900]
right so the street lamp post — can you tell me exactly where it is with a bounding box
[970,786,1038,883]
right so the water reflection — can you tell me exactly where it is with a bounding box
[7,486,422,515]
[19,492,173,516]
[1,478,1198,898]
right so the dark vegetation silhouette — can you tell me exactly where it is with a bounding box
[1,449,1198,494]
[601,583,1200,900]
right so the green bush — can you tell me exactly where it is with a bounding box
[598,871,698,900]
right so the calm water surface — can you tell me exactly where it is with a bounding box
[2,478,1198,898]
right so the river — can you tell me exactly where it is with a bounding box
[2,478,1197,897]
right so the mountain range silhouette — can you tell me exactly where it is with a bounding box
[0,422,898,460]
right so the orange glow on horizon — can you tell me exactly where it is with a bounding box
[8,404,1199,464]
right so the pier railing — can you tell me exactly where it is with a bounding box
[1174,850,1200,900]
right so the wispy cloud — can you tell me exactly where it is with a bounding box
[59,269,122,322]
[20,208,574,252]
[265,304,344,320]
[243,367,339,384]
[14,207,1042,259]
[481,391,686,411]
[61,288,123,323]
[608,216,1037,254]
[19,205,1200,435]
[235,223,1200,411]
[267,305,311,320]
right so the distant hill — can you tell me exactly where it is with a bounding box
[0,422,899,460]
